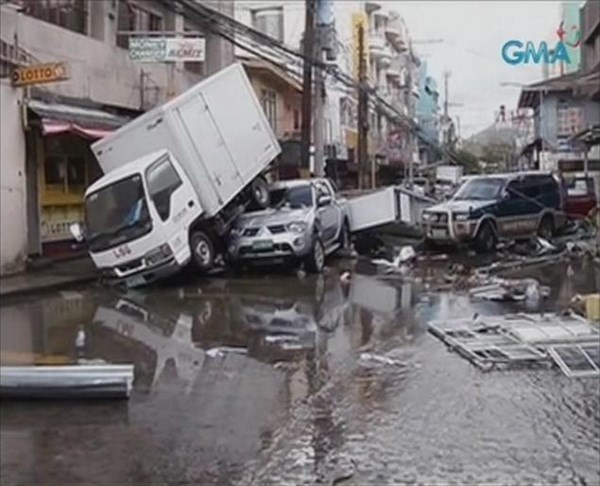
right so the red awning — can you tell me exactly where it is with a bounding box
[41,119,114,140]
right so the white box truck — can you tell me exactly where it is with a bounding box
[70,63,280,287]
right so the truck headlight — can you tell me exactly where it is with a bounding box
[145,243,172,266]
[287,221,308,234]
[422,212,433,221]
[453,213,470,221]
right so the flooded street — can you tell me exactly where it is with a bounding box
[1,259,599,485]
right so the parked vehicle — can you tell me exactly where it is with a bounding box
[71,64,281,287]
[563,175,598,218]
[227,178,350,273]
[422,172,567,252]
[435,165,464,199]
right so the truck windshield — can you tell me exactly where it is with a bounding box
[270,185,313,209]
[85,174,152,252]
[453,178,505,201]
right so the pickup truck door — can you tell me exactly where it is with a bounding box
[315,180,341,245]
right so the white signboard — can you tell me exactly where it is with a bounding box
[129,37,205,63]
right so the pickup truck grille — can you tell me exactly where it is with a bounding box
[243,228,260,237]
[430,212,448,223]
[268,224,286,234]
[117,257,143,273]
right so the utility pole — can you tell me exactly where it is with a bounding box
[313,0,325,178]
[357,23,368,190]
[301,0,317,171]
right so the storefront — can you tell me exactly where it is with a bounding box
[25,98,130,258]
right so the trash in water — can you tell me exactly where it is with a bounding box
[359,352,406,367]
[428,312,599,377]
[206,346,248,358]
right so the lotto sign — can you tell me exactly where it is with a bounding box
[11,62,70,87]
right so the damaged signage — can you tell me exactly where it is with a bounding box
[129,37,205,62]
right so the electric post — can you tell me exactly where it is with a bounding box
[301,0,317,172]
[357,23,368,190]
[313,1,325,178]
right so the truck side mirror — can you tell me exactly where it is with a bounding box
[318,195,332,207]
[70,223,85,242]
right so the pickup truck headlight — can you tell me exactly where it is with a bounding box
[453,213,470,221]
[145,243,172,266]
[287,221,308,234]
[422,212,433,221]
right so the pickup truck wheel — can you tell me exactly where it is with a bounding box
[250,176,270,209]
[537,215,554,239]
[338,221,351,251]
[474,221,497,254]
[305,238,325,274]
[190,231,215,272]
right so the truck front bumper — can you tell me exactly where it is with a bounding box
[424,221,477,243]
[228,233,313,263]
[100,256,184,288]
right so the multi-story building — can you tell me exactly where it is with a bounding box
[0,0,234,274]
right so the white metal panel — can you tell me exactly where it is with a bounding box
[199,64,280,182]
[347,187,398,232]
[176,97,243,206]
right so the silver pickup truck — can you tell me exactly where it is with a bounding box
[227,178,351,273]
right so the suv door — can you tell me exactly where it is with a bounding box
[498,177,538,237]
[314,180,338,245]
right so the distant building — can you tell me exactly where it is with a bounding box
[417,61,440,165]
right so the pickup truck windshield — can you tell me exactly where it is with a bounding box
[270,185,314,209]
[454,178,505,201]
[85,174,152,252]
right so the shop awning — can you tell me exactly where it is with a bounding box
[27,99,130,140]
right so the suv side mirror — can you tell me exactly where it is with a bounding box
[70,222,85,242]
[317,195,332,207]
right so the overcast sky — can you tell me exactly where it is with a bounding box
[393,0,567,136]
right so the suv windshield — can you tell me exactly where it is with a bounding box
[453,177,505,201]
[85,174,152,252]
[270,185,313,209]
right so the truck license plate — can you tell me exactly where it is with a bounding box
[252,240,274,250]
[431,228,448,239]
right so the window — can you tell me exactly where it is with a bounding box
[145,158,182,221]
[251,7,283,42]
[261,89,277,133]
[116,1,163,49]
[21,0,87,35]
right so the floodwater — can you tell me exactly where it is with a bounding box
[1,258,598,486]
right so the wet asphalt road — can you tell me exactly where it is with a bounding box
[1,257,599,486]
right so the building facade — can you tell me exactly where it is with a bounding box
[0,0,234,274]
[417,61,440,165]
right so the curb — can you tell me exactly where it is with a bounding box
[0,274,98,300]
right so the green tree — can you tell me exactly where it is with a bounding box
[452,148,480,174]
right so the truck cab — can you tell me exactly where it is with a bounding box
[76,150,202,287]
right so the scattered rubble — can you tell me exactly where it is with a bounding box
[359,352,407,368]
[428,312,600,377]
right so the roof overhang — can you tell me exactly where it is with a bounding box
[242,59,302,93]
[569,124,600,147]
[27,99,129,139]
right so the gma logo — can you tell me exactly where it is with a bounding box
[501,40,571,65]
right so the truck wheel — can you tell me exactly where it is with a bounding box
[250,176,270,209]
[305,238,325,274]
[337,220,351,252]
[474,221,497,254]
[190,230,215,272]
[537,215,554,239]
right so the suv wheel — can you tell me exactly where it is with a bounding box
[537,215,554,239]
[305,238,325,274]
[474,221,497,254]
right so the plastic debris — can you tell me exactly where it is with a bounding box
[359,352,406,367]
[399,245,416,263]
[339,271,352,285]
[0,364,134,399]
[206,346,247,358]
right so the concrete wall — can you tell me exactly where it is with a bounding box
[246,71,301,139]
[0,3,206,112]
[0,81,27,276]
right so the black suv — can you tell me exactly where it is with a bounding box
[422,172,566,252]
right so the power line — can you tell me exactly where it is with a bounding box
[158,0,459,164]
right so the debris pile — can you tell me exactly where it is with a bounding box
[428,312,600,377]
